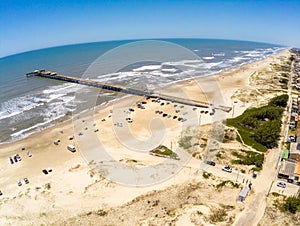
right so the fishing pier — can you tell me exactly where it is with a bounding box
[26,70,231,112]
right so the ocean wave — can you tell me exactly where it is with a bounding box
[11,114,66,138]
[202,57,215,60]
[161,68,178,73]
[132,65,162,72]
[0,97,45,121]
[43,83,77,94]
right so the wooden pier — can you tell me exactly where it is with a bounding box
[26,70,232,112]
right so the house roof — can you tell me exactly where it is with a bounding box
[282,149,289,159]
[296,128,300,137]
[278,159,296,177]
[295,162,300,177]
[290,142,300,153]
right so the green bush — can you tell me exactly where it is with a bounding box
[203,172,212,179]
[209,208,227,223]
[269,94,289,108]
[216,180,239,190]
[179,136,193,149]
[227,94,287,152]
[231,150,264,170]
[280,195,300,214]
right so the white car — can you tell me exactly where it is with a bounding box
[277,182,286,188]
[222,166,232,173]
[17,180,22,186]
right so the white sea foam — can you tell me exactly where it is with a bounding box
[11,114,66,138]
[132,65,162,72]
[0,97,45,121]
[43,83,77,94]
[202,57,215,60]
[46,93,66,103]
[161,68,178,73]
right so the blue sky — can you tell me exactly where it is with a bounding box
[1,0,300,57]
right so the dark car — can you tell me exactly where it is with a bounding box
[24,178,29,184]
[13,155,18,163]
[9,157,14,164]
[0,190,2,196]
[42,169,48,175]
[206,160,216,166]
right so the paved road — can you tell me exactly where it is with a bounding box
[233,57,296,226]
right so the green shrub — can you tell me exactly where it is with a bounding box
[231,150,264,170]
[179,136,193,149]
[216,180,239,190]
[209,208,227,222]
[280,195,300,214]
[227,94,287,152]
[269,94,289,108]
[203,172,212,179]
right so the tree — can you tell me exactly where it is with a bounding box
[253,120,281,148]
[281,195,300,214]
[269,94,289,108]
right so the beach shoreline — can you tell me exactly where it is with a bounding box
[0,49,292,225]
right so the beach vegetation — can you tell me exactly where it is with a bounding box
[208,208,227,223]
[202,171,212,179]
[179,135,193,149]
[231,150,264,171]
[276,194,300,214]
[269,94,288,108]
[215,180,239,190]
[227,95,287,152]
[150,145,179,159]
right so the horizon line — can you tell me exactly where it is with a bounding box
[0,37,288,60]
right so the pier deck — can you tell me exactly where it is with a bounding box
[26,70,231,112]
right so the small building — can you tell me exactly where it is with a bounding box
[278,159,296,181]
[238,186,250,202]
[294,162,300,185]
[289,142,300,161]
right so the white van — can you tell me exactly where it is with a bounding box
[67,145,76,153]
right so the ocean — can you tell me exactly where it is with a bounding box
[0,39,286,143]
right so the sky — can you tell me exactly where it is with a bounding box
[1,0,300,58]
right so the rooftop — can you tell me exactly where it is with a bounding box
[278,159,296,177]
[290,142,300,154]
[238,186,250,198]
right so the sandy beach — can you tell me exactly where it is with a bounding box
[0,49,291,225]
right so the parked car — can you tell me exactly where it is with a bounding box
[0,190,2,196]
[277,182,286,188]
[17,180,22,186]
[15,154,21,161]
[42,169,48,175]
[9,157,14,164]
[24,178,29,184]
[27,151,32,157]
[206,160,216,166]
[289,136,296,142]
[67,145,76,153]
[13,155,18,163]
[222,166,232,173]
[252,171,258,178]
